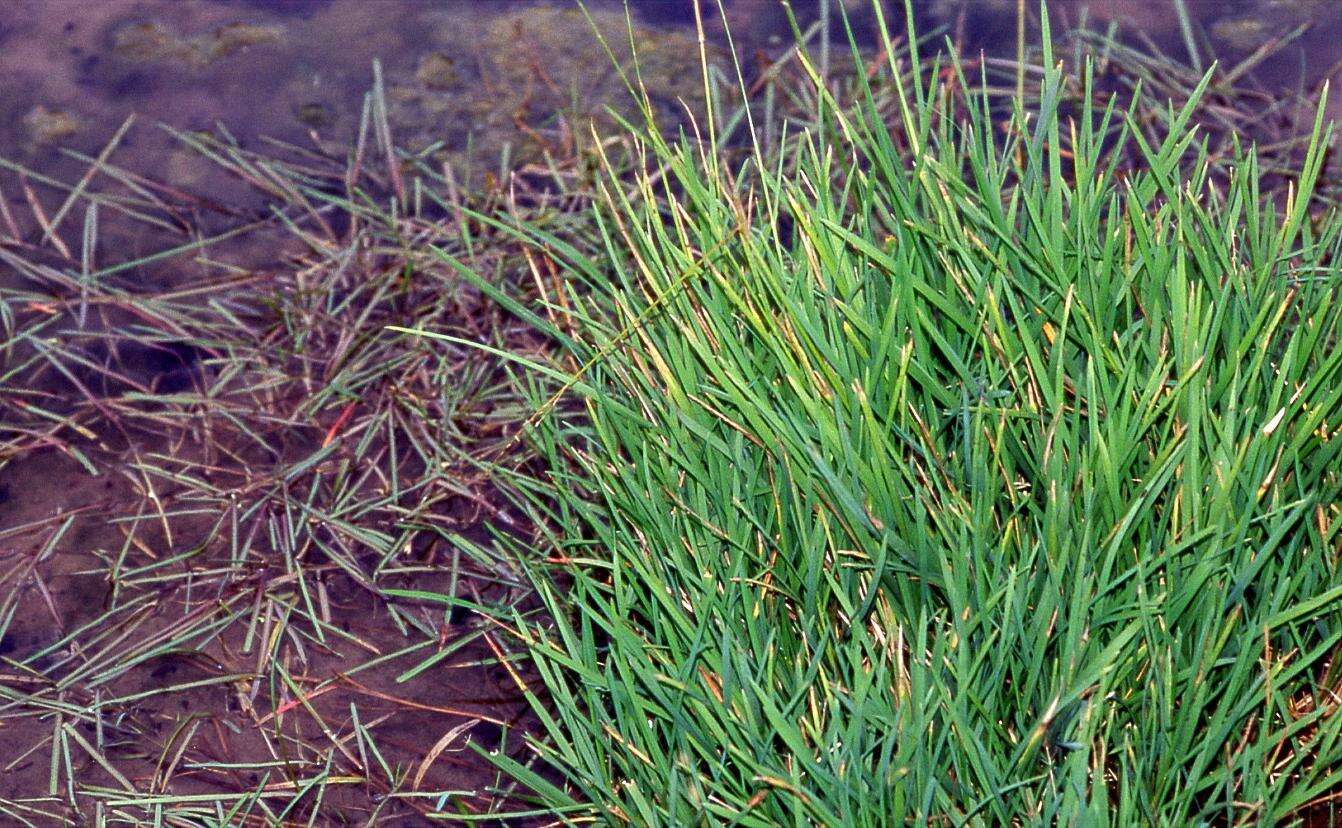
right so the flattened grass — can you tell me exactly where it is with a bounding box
[483,11,1342,826]
[0,114,551,824]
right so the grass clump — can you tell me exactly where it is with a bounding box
[478,11,1342,826]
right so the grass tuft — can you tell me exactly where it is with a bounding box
[482,7,1342,825]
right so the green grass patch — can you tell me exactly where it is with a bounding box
[478,9,1342,826]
